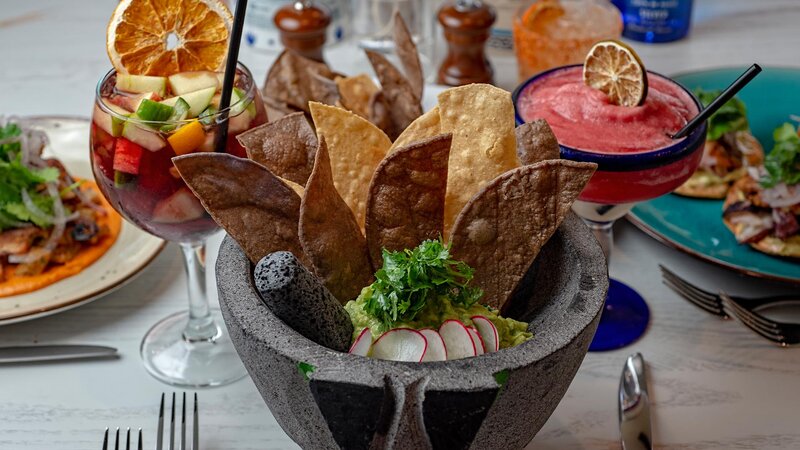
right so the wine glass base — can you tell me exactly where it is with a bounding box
[589,279,650,352]
[140,309,247,388]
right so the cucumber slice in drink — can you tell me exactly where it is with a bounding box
[160,86,216,118]
[160,98,191,132]
[114,170,136,188]
[94,102,129,137]
[136,99,174,124]
[198,105,218,125]
[230,87,257,117]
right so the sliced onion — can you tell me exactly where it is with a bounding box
[762,182,800,208]
[21,189,55,225]
[43,183,67,252]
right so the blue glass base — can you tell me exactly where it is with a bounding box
[588,279,650,352]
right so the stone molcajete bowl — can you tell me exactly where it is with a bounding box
[216,213,608,450]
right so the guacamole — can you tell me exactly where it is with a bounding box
[345,286,532,349]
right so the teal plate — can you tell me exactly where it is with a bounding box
[628,66,800,285]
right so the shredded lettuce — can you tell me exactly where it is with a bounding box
[694,89,749,141]
[761,123,800,188]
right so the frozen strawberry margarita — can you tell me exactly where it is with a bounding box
[513,64,706,206]
[516,65,698,153]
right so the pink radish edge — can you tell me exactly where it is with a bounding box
[439,319,476,358]
[469,327,487,354]
[348,328,372,355]
[419,327,448,361]
[471,315,500,352]
[372,327,429,362]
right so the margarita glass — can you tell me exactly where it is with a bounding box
[513,64,707,350]
[90,63,267,386]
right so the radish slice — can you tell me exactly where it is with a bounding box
[371,328,427,362]
[438,319,476,360]
[472,315,500,353]
[349,328,373,357]
[419,329,447,362]
[468,328,486,356]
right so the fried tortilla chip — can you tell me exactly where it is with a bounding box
[309,102,392,229]
[390,106,441,151]
[449,160,597,311]
[237,112,317,186]
[365,133,452,270]
[336,74,380,120]
[173,153,308,266]
[516,119,561,165]
[368,90,392,135]
[299,137,374,303]
[392,11,424,101]
[438,84,520,237]
[264,95,301,121]
[308,69,340,106]
[365,50,423,140]
[264,50,337,113]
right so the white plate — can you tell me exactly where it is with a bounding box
[0,116,165,325]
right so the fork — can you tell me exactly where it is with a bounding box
[660,265,800,318]
[156,392,199,450]
[102,427,142,450]
[720,292,800,346]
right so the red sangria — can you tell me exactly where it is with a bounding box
[90,65,267,243]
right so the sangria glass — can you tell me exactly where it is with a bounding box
[90,63,267,386]
[513,65,707,351]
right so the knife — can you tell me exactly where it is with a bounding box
[0,344,118,363]
[619,352,652,450]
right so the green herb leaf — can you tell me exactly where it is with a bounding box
[760,122,800,188]
[0,122,22,160]
[362,239,483,330]
[297,362,316,381]
[694,89,749,141]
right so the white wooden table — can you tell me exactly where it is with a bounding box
[1,1,800,449]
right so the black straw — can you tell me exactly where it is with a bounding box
[671,64,762,140]
[215,0,249,153]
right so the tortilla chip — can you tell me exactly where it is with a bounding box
[392,11,424,101]
[308,69,340,106]
[516,119,560,165]
[299,137,374,302]
[264,96,301,122]
[264,50,337,113]
[173,153,308,266]
[449,160,597,311]
[309,102,392,229]
[438,84,520,237]
[337,74,380,120]
[673,169,729,199]
[368,90,392,135]
[365,133,452,270]
[390,106,441,151]
[237,112,317,186]
[365,50,423,140]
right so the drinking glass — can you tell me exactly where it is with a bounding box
[90,63,268,386]
[513,65,707,351]
[512,0,622,81]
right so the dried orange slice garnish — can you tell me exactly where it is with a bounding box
[521,0,565,31]
[107,0,233,76]
[583,40,648,107]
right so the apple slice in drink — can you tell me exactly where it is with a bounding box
[115,73,167,97]
[227,87,256,133]
[419,329,447,362]
[370,328,427,362]
[471,316,500,353]
[349,328,373,357]
[168,71,219,95]
[121,119,166,151]
[467,328,486,356]
[151,187,207,224]
[438,320,476,360]
[161,86,216,118]
[94,103,129,137]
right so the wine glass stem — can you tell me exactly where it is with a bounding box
[180,241,218,342]
[584,219,614,264]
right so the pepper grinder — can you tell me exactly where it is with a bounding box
[274,0,331,62]
[436,0,496,86]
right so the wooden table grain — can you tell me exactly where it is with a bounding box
[1,1,799,449]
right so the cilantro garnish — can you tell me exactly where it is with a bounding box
[761,122,800,188]
[0,122,61,230]
[694,89,749,141]
[362,239,483,330]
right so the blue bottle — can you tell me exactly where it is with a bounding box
[612,0,694,43]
